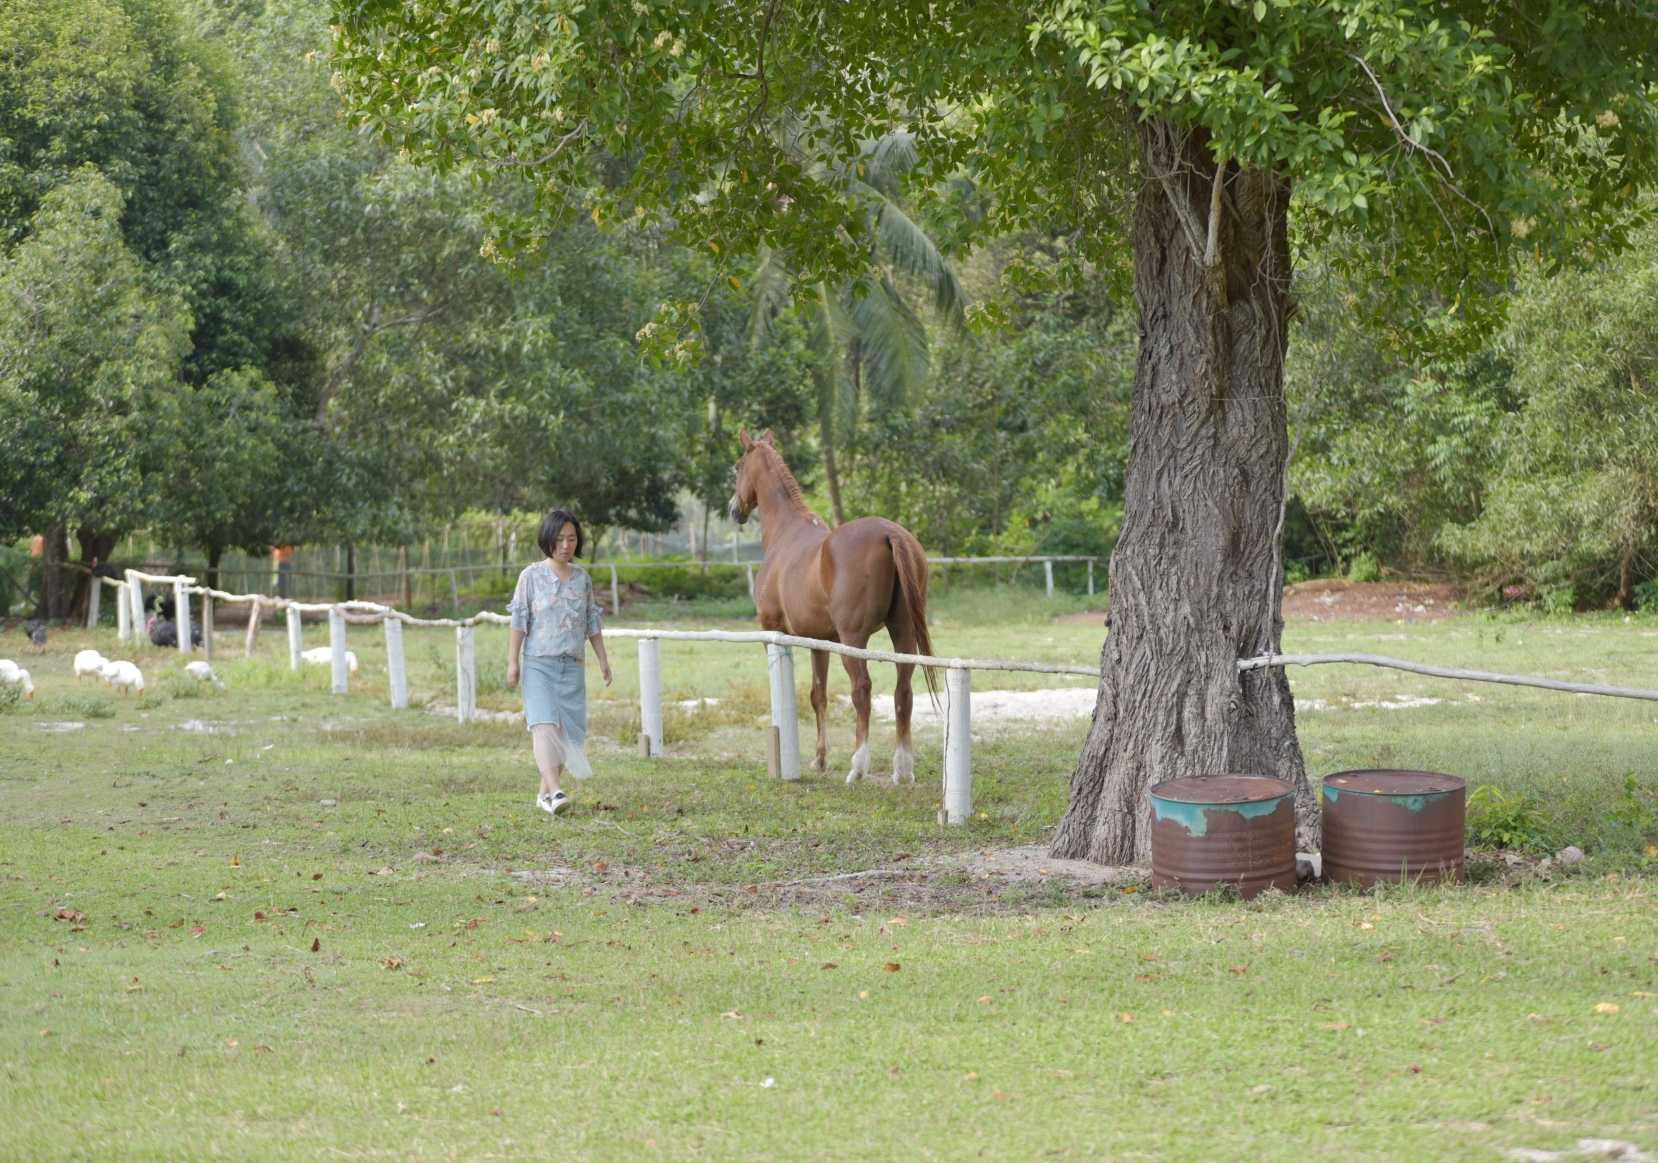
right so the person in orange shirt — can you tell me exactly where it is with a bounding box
[273,546,294,598]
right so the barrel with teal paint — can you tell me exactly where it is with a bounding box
[1149,775,1298,899]
[1321,770,1466,887]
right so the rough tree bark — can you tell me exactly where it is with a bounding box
[1050,119,1317,864]
[67,528,120,623]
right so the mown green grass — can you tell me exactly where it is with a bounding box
[3,596,1657,1160]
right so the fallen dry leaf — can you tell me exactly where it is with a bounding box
[1375,951,1396,963]
[472,977,495,984]
[977,996,993,1004]
[229,857,240,867]
[1251,1085,1273,1095]
[882,963,901,973]
[310,938,320,952]
[380,957,404,970]
[1406,1064,1422,1074]
[1119,1013,1135,1023]
[190,926,204,938]
[1594,1002,1620,1014]
[1324,1023,1351,1031]
[821,963,838,970]
[991,1091,1012,1101]
[963,1072,978,1081]
[1228,963,1251,976]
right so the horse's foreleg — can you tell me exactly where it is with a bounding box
[842,653,873,784]
[892,662,915,786]
[810,649,830,772]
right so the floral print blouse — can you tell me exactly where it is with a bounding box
[508,561,604,658]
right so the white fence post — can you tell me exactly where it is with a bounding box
[244,598,262,658]
[203,592,214,661]
[384,616,408,709]
[328,607,348,694]
[766,642,801,781]
[609,564,620,616]
[125,570,143,639]
[637,638,662,757]
[943,667,972,824]
[455,625,476,723]
[174,577,192,656]
[286,606,303,672]
[1044,560,1054,599]
[115,580,130,641]
[745,563,754,598]
[86,574,101,629]
[1087,559,1095,597]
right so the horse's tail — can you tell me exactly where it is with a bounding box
[889,530,940,699]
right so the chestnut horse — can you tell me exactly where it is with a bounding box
[728,429,936,784]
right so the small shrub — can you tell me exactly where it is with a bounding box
[136,692,166,710]
[1467,785,1550,851]
[1610,773,1658,836]
[1347,553,1382,583]
[1540,585,1576,615]
[1283,559,1312,585]
[0,684,20,713]
[56,693,115,719]
[1635,578,1658,612]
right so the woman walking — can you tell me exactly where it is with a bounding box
[507,509,612,815]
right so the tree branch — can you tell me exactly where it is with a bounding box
[1352,55,1496,238]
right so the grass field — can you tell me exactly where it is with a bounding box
[2,588,1656,1160]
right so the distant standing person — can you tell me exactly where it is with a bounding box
[507,509,612,816]
[273,545,294,598]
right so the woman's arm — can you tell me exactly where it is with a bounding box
[589,633,612,686]
[507,628,525,688]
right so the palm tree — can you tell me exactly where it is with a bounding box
[748,133,964,524]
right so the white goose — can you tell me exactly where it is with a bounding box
[74,649,107,683]
[300,646,358,674]
[100,660,145,696]
[0,659,35,699]
[184,660,225,690]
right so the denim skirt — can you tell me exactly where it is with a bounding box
[520,653,587,746]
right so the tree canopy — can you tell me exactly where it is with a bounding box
[335,0,1658,336]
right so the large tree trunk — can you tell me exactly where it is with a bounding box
[38,525,73,620]
[1051,119,1317,865]
[68,528,121,623]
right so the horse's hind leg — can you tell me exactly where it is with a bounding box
[891,662,915,786]
[810,649,830,772]
[841,649,873,784]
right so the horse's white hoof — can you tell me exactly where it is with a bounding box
[892,743,914,785]
[846,741,871,784]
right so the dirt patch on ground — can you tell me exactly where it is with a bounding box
[1055,582,1469,626]
[1282,580,1467,622]
[515,845,1142,914]
[1052,610,1109,626]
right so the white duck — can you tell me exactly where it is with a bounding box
[100,660,145,696]
[184,660,225,690]
[300,646,359,674]
[0,659,35,698]
[74,649,107,683]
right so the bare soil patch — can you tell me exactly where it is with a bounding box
[1282,579,1467,622]
[521,845,1142,914]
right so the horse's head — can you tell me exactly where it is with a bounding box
[728,428,775,525]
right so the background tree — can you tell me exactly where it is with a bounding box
[747,133,966,525]
[334,0,1658,859]
[0,170,193,615]
[1440,226,1658,610]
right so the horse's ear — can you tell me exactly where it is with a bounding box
[738,429,754,451]
[760,428,775,446]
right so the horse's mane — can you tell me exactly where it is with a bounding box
[754,441,814,516]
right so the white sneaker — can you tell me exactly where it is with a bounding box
[549,791,573,815]
[536,793,556,815]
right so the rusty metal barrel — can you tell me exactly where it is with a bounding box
[1149,775,1298,899]
[1321,770,1466,887]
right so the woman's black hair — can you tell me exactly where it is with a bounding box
[537,508,584,559]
